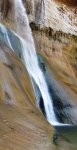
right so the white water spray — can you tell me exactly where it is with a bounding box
[0,24,13,50]
[13,0,59,125]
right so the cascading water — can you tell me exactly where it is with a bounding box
[0,0,70,126]
[13,0,59,125]
[0,24,13,50]
[36,0,45,26]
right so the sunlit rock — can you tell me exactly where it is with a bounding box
[0,43,54,150]
[0,0,77,149]
[55,0,77,7]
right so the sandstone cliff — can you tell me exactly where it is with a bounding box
[24,0,77,113]
[0,0,77,150]
[0,41,54,150]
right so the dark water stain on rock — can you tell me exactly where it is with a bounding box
[5,91,11,100]
[3,63,14,70]
[1,0,12,18]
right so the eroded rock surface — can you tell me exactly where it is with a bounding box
[0,0,77,150]
[0,43,54,150]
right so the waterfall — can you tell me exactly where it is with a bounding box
[0,24,13,50]
[35,0,45,26]
[13,0,60,125]
[0,0,71,126]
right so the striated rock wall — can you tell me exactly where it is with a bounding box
[55,0,77,7]
[23,0,77,113]
[22,0,77,61]
[0,43,54,150]
[0,0,77,101]
[0,1,77,149]
[0,0,77,104]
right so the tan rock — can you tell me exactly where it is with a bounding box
[0,1,77,149]
[0,45,54,150]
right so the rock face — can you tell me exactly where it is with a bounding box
[0,42,54,150]
[1,0,77,67]
[0,0,77,150]
[24,1,77,118]
[55,0,77,7]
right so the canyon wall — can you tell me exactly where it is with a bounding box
[0,0,77,57]
[24,0,77,105]
[0,1,77,149]
[1,0,77,121]
[24,0,77,122]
